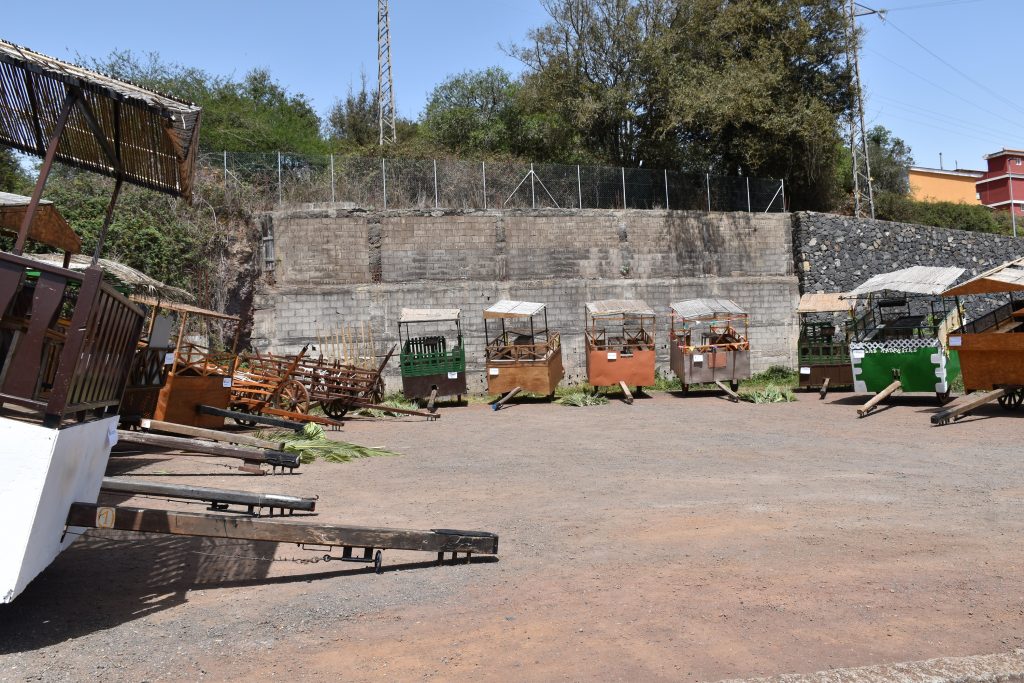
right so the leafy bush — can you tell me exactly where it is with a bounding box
[739,385,796,404]
[745,366,798,386]
[259,423,399,463]
[557,390,609,407]
[874,191,1013,235]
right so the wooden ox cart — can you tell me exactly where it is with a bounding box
[484,300,563,409]
[584,299,656,403]
[796,292,854,397]
[399,308,467,406]
[931,258,1024,423]
[669,298,750,397]
[846,266,965,416]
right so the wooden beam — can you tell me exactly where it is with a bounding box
[618,381,634,404]
[857,380,901,417]
[140,419,284,451]
[198,404,305,431]
[819,376,831,400]
[930,388,1008,425]
[71,88,122,174]
[67,503,500,555]
[492,386,521,411]
[714,380,740,403]
[116,430,298,468]
[100,478,316,513]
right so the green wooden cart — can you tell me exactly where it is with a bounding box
[398,308,467,407]
[796,292,854,396]
[846,266,965,416]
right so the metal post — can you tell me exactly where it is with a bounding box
[621,167,627,209]
[223,151,228,191]
[277,152,283,206]
[780,179,786,212]
[577,165,582,209]
[1009,166,1018,238]
[330,154,336,204]
[382,158,387,210]
[706,173,711,212]
[746,177,751,212]
[530,163,536,209]
[664,169,669,210]
[482,161,487,209]
[433,159,439,208]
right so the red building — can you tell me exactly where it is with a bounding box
[976,148,1024,216]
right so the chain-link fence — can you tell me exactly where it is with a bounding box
[201,152,786,213]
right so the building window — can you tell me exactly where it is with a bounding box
[1015,158,1023,166]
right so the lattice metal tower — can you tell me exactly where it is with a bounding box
[847,0,876,219]
[377,0,397,146]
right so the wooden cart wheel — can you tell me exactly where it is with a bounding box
[272,379,310,414]
[730,380,740,394]
[322,399,349,420]
[680,383,689,395]
[369,376,385,404]
[998,388,1024,411]
[936,389,952,405]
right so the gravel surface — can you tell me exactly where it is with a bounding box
[1,390,1023,681]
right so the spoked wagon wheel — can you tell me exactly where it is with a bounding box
[997,388,1024,411]
[368,376,385,404]
[322,399,349,420]
[272,379,310,414]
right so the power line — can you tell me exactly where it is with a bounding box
[864,47,1023,131]
[874,95,1022,142]
[884,0,989,11]
[876,13,1024,117]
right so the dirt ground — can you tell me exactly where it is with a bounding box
[2,390,1024,681]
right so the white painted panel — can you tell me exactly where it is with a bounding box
[0,416,117,603]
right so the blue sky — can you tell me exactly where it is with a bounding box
[4,0,1021,172]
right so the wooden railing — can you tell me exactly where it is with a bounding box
[486,332,560,362]
[586,328,653,352]
[0,253,145,426]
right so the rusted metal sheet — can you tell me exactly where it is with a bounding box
[585,301,656,389]
[484,301,563,397]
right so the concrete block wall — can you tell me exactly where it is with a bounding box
[255,207,799,391]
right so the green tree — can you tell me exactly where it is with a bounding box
[0,148,29,193]
[83,51,326,154]
[866,125,913,196]
[325,73,380,151]
[421,68,522,155]
[646,0,853,209]
[508,0,671,165]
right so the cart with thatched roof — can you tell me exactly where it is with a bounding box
[399,308,466,405]
[796,292,854,397]
[846,266,965,416]
[484,300,563,408]
[585,299,655,402]
[929,258,1024,422]
[669,298,750,396]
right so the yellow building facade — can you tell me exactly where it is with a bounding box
[907,167,983,204]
